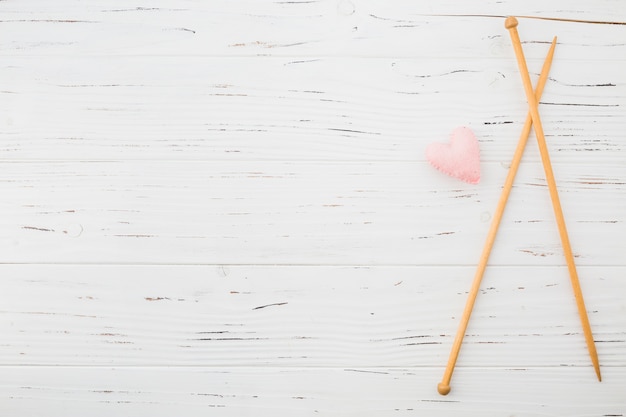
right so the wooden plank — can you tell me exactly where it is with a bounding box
[1,366,624,416]
[0,1,624,58]
[1,1,624,415]
[0,160,622,265]
[1,56,624,162]
[0,265,623,367]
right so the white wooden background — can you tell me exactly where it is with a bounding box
[1,1,625,415]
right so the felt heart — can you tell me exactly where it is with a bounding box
[426,127,480,184]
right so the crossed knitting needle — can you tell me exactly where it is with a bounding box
[437,16,601,396]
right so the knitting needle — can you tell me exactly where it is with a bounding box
[505,16,601,382]
[437,37,557,396]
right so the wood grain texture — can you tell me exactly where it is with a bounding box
[1,0,625,414]
[0,265,623,368]
[0,161,623,265]
[3,367,625,417]
[0,1,625,58]
[1,57,623,162]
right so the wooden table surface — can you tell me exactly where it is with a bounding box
[1,1,625,415]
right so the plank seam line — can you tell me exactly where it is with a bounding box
[408,14,626,26]
[0,262,621,268]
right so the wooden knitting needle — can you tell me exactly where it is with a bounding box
[505,16,601,382]
[437,37,557,396]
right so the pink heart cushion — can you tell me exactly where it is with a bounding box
[426,127,481,184]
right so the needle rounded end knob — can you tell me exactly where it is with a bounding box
[505,16,519,29]
[437,383,451,396]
